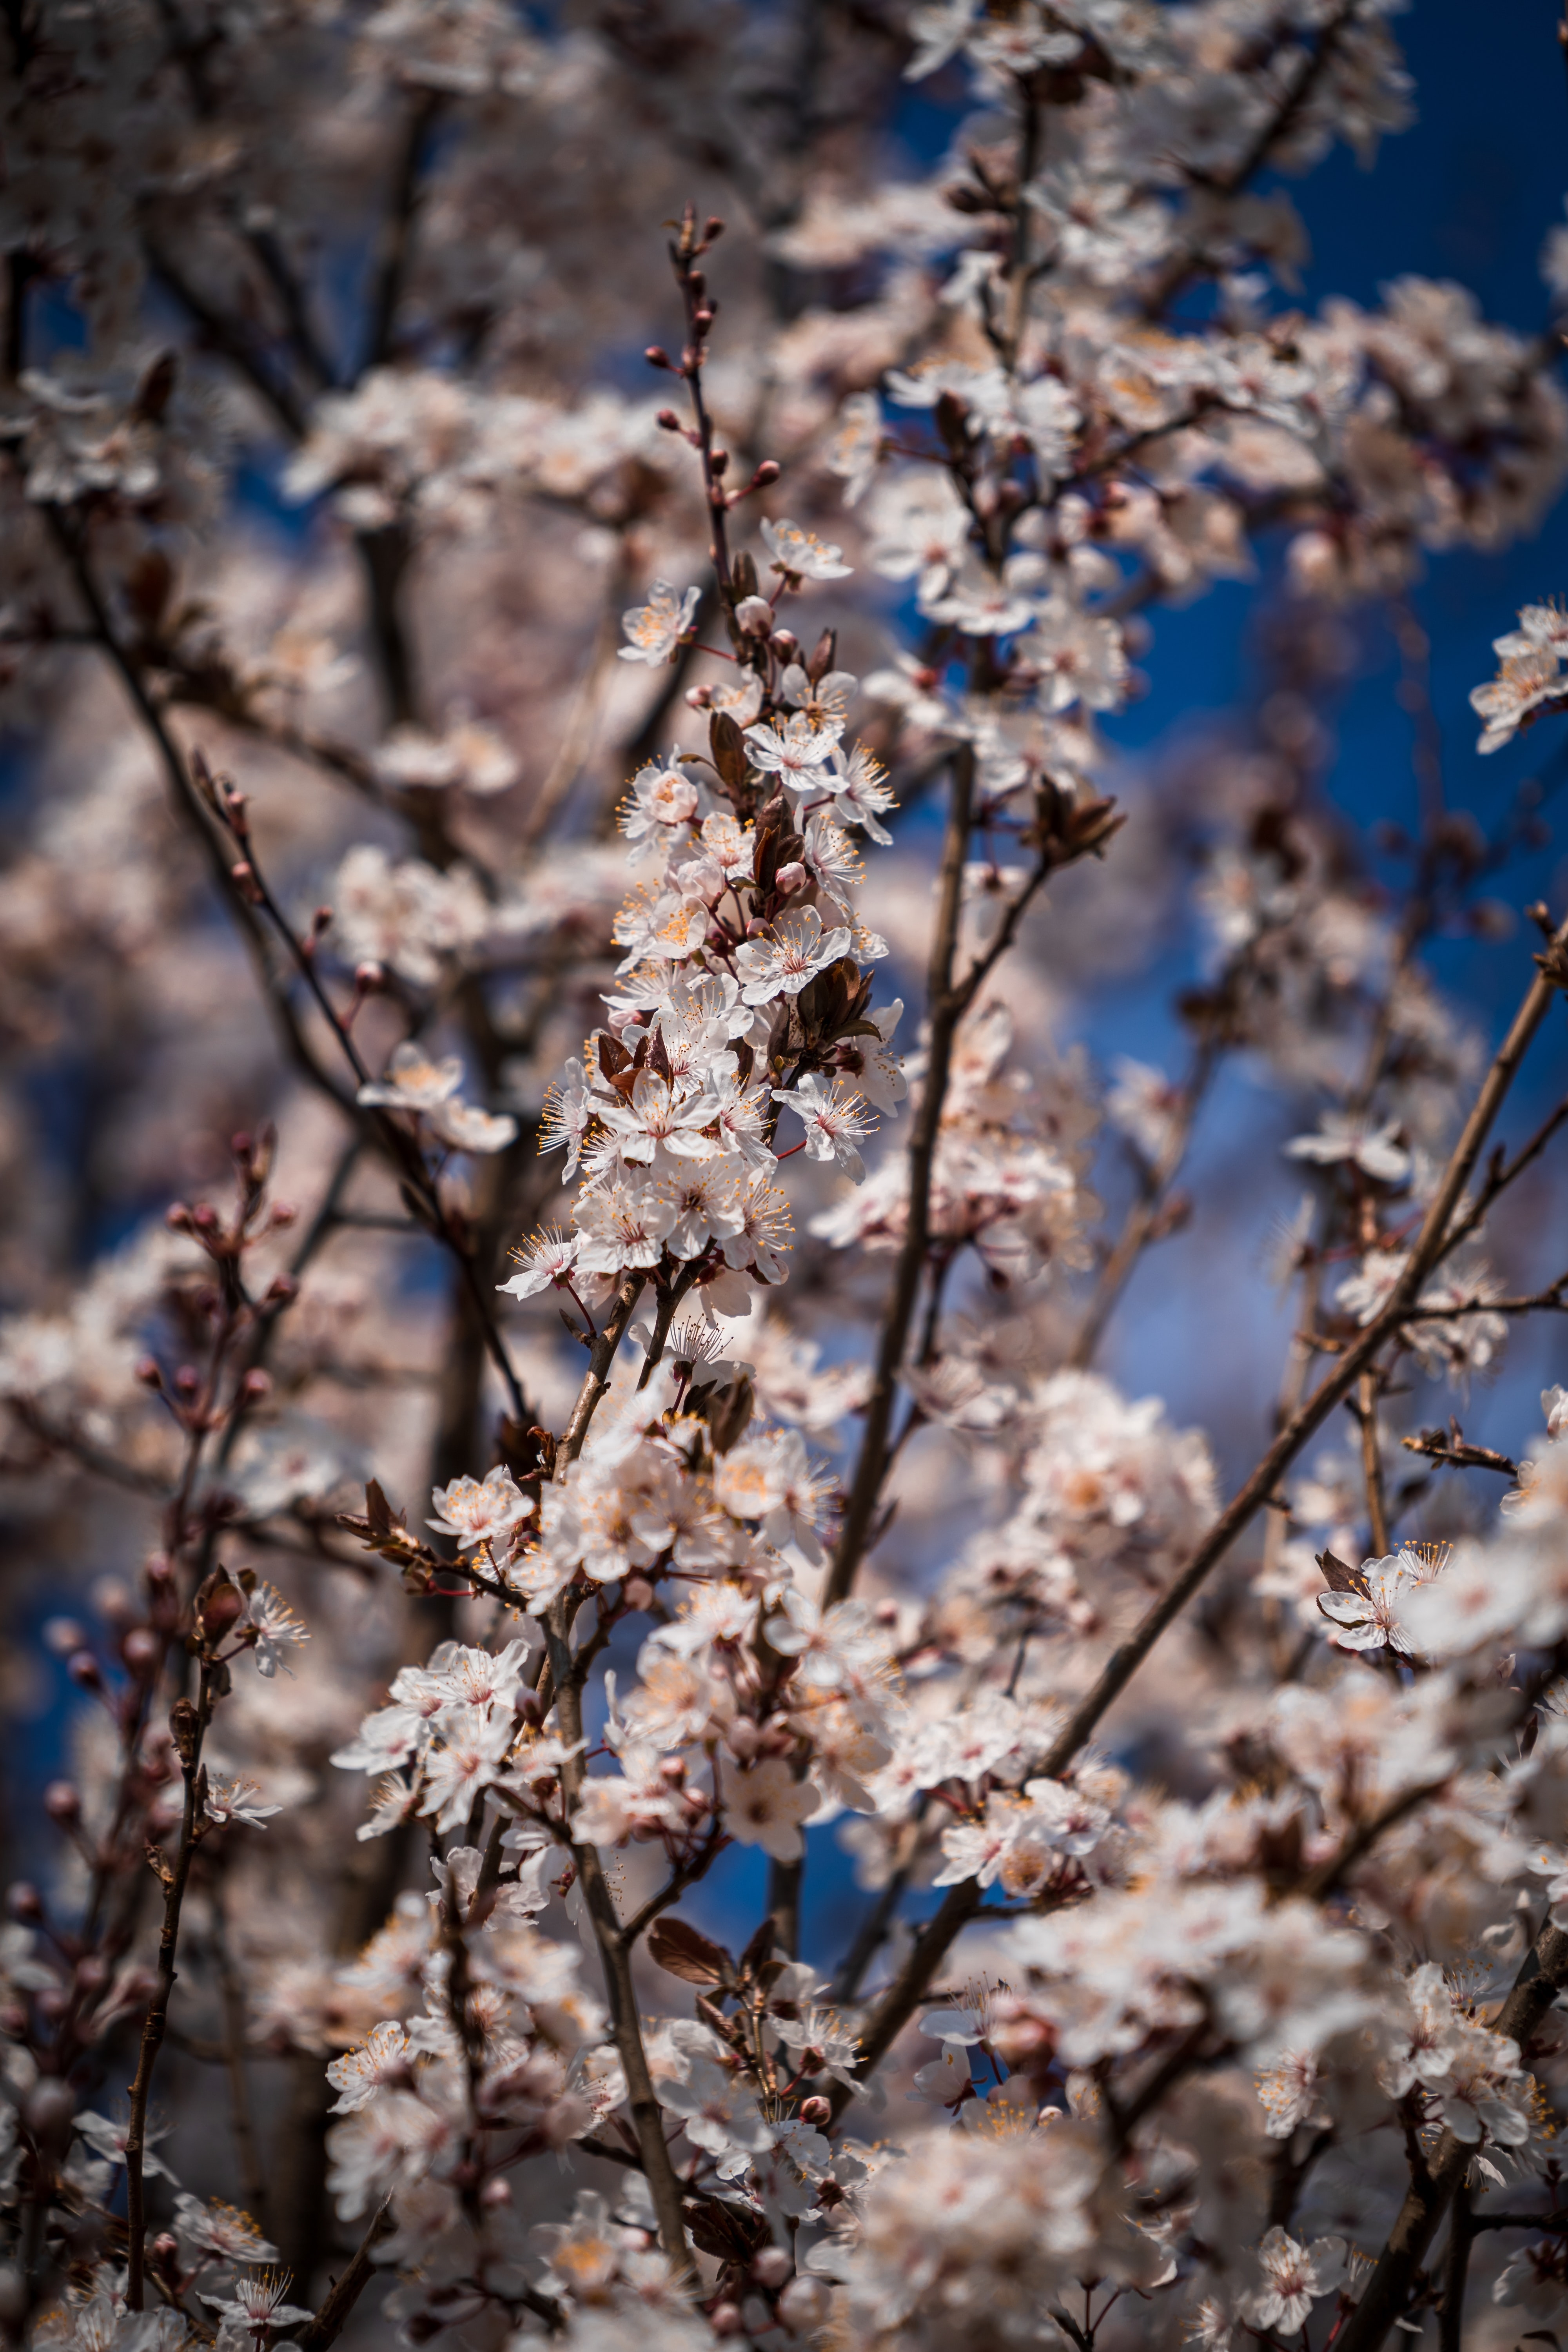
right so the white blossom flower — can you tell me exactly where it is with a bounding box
[722,1756,821,1862]
[771,1072,877,1180]
[760,517,853,581]
[204,1775,283,1829]
[428,1463,534,1550]
[618,580,701,665]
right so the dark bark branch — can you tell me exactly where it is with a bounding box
[1336,1919,1568,2352]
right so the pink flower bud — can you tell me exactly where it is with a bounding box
[751,2247,791,2289]
[735,596,773,635]
[43,1782,79,1824]
[779,2276,830,2331]
[122,1628,159,1676]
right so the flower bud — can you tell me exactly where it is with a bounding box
[797,2095,832,2127]
[41,1617,86,1658]
[480,2176,512,2207]
[165,1203,193,1232]
[43,1782,80,1825]
[751,2247,791,2289]
[135,1354,163,1388]
[735,595,773,635]
[778,2276,830,2332]
[66,1651,102,1691]
[240,1368,274,1402]
[354,960,385,993]
[774,861,807,898]
[770,630,798,657]
[24,2078,76,2153]
[122,1628,159,1677]
[709,2303,744,2337]
[7,1882,42,1922]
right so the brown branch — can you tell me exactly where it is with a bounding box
[1356,1367,1392,1558]
[555,1271,647,1472]
[543,1598,692,2276]
[1335,1917,1568,2352]
[1068,1036,1216,1369]
[125,1666,215,2307]
[295,2198,395,2352]
[823,745,975,1607]
[829,913,1568,2116]
[362,92,441,377]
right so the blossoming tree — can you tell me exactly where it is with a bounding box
[5,2,1568,2349]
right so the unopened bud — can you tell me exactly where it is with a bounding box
[710,446,729,475]
[685,684,713,709]
[149,2233,181,2276]
[43,1782,80,1824]
[752,2247,791,2289]
[229,859,263,904]
[797,2094,832,2127]
[645,345,673,371]
[197,1572,245,1641]
[122,1628,159,1677]
[268,1200,298,1229]
[682,1786,711,1815]
[709,2304,744,2338]
[774,861,807,898]
[310,905,333,938]
[23,2079,76,2152]
[41,1617,86,1658]
[480,2176,512,2208]
[735,595,772,635]
[704,216,725,243]
[135,1353,163,1388]
[658,1754,686,1784]
[174,1365,200,1397]
[657,408,683,432]
[67,1651,102,1691]
[354,960,385,994]
[165,1202,193,1232]
[74,1954,108,1993]
[192,1204,218,1233]
[769,630,798,657]
[265,1273,299,1307]
[750,459,782,490]
[240,1368,273,1402]
[7,1882,42,1922]
[145,1553,175,1588]
[778,2277,830,2332]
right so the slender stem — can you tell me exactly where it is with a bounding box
[295,2199,395,2352]
[1437,2181,1472,2352]
[213,1882,270,2237]
[557,1272,646,1471]
[1357,1365,1391,1558]
[1336,1918,1568,2352]
[830,915,1568,2118]
[1068,1038,1216,1370]
[544,1599,691,2273]
[125,1666,214,2307]
[824,746,975,1606]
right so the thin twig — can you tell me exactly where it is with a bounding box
[829,915,1568,2116]
[1335,1916,1568,2352]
